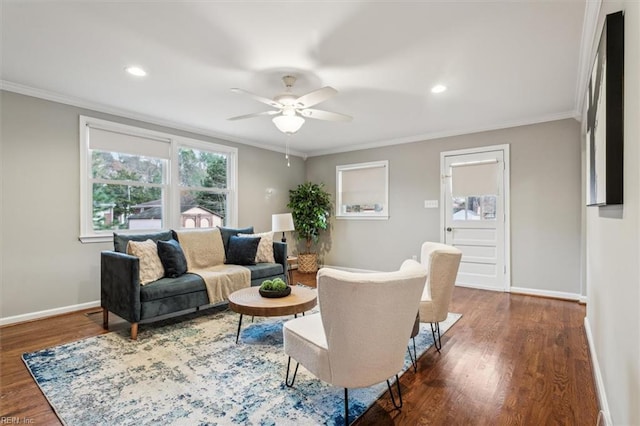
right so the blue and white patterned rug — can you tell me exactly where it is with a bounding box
[23,305,461,425]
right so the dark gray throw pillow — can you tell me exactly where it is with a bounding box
[157,239,188,278]
[226,236,261,266]
[218,226,254,254]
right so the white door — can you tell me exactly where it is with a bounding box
[440,145,510,291]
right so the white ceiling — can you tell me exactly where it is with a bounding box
[1,1,590,157]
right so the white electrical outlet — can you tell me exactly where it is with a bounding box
[424,200,439,208]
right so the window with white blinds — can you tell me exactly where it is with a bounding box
[450,159,499,221]
[336,160,389,219]
[79,116,237,242]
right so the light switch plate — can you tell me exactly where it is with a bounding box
[424,200,439,208]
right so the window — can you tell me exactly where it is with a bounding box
[336,160,389,219]
[450,160,498,222]
[80,116,237,242]
[177,146,229,229]
[452,196,497,221]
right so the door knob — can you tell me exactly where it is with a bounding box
[446,227,452,232]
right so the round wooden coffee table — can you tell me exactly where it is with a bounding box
[228,285,317,343]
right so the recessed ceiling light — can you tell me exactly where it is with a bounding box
[125,66,147,77]
[431,84,447,94]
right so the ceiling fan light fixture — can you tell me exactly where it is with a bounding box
[272,115,305,134]
[282,106,296,116]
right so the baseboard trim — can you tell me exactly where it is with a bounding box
[584,317,613,426]
[455,282,507,292]
[321,264,379,273]
[509,286,581,301]
[0,300,101,327]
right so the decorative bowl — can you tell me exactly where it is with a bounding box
[259,286,291,298]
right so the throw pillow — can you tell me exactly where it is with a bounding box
[114,231,173,253]
[238,231,275,263]
[218,226,254,255]
[226,236,261,266]
[126,239,165,285]
[157,239,188,278]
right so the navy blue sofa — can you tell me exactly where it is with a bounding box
[100,227,287,339]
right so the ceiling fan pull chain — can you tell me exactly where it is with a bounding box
[286,139,290,167]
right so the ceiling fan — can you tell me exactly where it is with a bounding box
[228,75,352,135]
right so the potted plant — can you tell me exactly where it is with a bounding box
[259,278,291,298]
[288,182,332,273]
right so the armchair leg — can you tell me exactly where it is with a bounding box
[102,308,109,330]
[285,356,299,387]
[131,323,139,340]
[386,374,403,410]
[407,337,418,372]
[344,388,349,426]
[430,322,442,352]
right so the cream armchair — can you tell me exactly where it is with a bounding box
[283,260,427,425]
[418,242,462,352]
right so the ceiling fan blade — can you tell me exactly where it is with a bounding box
[228,110,280,121]
[299,108,353,122]
[231,88,283,108]
[294,86,338,108]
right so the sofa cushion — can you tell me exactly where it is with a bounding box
[218,226,254,255]
[238,231,275,264]
[140,273,206,302]
[226,236,260,265]
[157,239,188,278]
[114,231,173,253]
[244,263,285,281]
[126,239,165,285]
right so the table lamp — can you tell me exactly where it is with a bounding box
[272,213,295,243]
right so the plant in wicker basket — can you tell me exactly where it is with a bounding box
[287,182,332,273]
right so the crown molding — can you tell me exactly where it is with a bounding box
[305,110,578,157]
[574,0,602,116]
[0,80,306,158]
[2,80,578,160]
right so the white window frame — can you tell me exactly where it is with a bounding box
[336,160,389,220]
[79,116,238,243]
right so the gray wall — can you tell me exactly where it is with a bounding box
[585,1,640,424]
[305,118,582,295]
[0,91,583,319]
[0,91,305,319]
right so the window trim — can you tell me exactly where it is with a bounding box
[79,116,238,243]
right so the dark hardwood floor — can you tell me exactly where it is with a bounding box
[0,271,598,425]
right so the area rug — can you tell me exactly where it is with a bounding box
[23,305,461,425]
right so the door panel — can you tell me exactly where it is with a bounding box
[441,147,508,291]
[458,262,497,276]
[455,245,497,262]
[451,228,497,244]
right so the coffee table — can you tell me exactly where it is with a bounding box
[228,285,317,343]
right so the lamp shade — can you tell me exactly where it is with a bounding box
[272,115,305,134]
[272,213,295,233]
